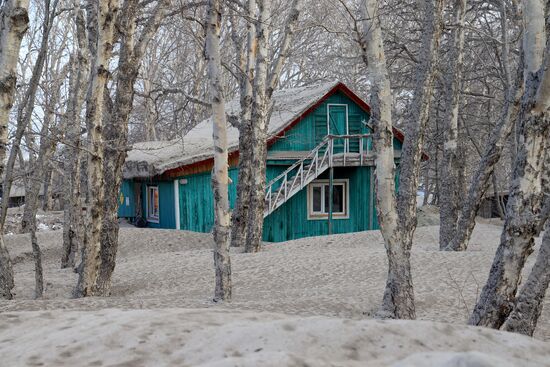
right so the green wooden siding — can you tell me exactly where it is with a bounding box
[262,166,377,242]
[119,89,406,242]
[178,168,239,232]
[118,180,135,218]
[141,181,176,229]
[269,92,371,152]
[173,165,378,242]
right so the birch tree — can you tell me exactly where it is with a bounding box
[26,40,69,298]
[21,0,65,234]
[94,0,171,296]
[0,0,29,300]
[206,0,231,301]
[0,0,55,233]
[439,0,467,250]
[229,0,255,249]
[75,0,120,297]
[61,1,90,269]
[469,0,550,328]
[359,0,443,318]
[443,0,523,251]
[502,197,550,336]
[230,0,302,253]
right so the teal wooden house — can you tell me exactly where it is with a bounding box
[120,81,404,242]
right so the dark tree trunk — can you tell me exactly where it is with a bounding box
[95,0,169,295]
[502,216,550,336]
[469,58,550,327]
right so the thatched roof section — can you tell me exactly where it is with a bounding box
[123,81,341,179]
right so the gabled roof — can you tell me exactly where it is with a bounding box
[123,81,405,179]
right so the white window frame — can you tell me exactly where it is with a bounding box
[307,179,349,220]
[146,185,160,223]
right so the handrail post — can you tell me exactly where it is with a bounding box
[329,138,333,167]
[360,136,364,166]
[343,137,347,165]
[300,163,304,190]
[315,150,319,176]
[284,173,288,201]
[268,186,272,212]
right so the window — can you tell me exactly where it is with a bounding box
[147,186,159,222]
[307,179,349,219]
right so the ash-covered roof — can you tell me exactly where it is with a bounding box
[123,81,347,179]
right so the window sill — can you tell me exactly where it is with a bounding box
[307,214,349,221]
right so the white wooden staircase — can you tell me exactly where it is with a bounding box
[264,134,372,217]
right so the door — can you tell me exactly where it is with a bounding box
[327,105,348,153]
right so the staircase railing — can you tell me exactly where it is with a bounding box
[265,136,331,215]
[264,134,372,216]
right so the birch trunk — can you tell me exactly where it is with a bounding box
[206,0,232,301]
[61,3,89,269]
[21,59,66,233]
[395,0,443,243]
[0,0,29,300]
[244,0,301,253]
[469,0,550,327]
[20,86,59,298]
[95,0,169,295]
[143,78,157,141]
[0,0,52,231]
[75,0,120,298]
[360,0,443,318]
[244,0,270,253]
[360,0,403,318]
[439,0,467,250]
[230,0,256,249]
[502,212,550,336]
[445,0,523,251]
[29,223,43,298]
[492,173,505,219]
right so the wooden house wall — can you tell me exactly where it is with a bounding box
[178,168,239,232]
[269,92,371,152]
[118,180,135,218]
[120,89,405,242]
[140,180,176,229]
[263,166,376,242]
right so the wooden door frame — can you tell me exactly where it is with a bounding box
[326,104,349,135]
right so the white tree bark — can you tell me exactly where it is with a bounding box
[244,0,301,253]
[230,0,256,249]
[503,205,550,336]
[206,0,232,301]
[244,0,271,253]
[360,0,406,318]
[61,1,90,269]
[0,0,29,300]
[0,0,52,231]
[75,0,120,298]
[469,0,550,328]
[360,0,443,318]
[439,0,467,250]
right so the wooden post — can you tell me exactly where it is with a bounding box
[328,166,334,235]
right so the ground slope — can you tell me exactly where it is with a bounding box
[0,223,549,366]
[1,308,549,367]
